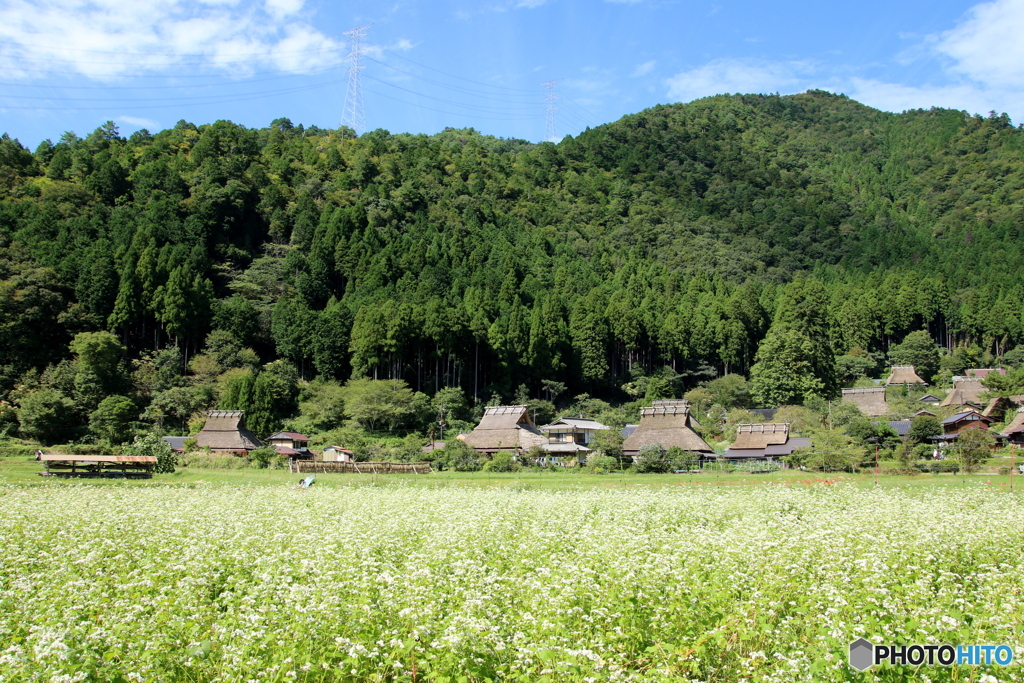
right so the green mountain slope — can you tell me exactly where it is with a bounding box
[1,90,1023,406]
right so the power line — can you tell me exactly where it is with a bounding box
[341,24,372,138]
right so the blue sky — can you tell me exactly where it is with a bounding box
[2,0,1023,148]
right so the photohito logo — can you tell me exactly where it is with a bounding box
[849,638,1014,670]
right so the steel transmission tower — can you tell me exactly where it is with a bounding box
[341,23,372,138]
[541,79,562,142]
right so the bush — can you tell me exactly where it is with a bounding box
[123,433,177,474]
[587,453,618,473]
[482,451,520,472]
[434,440,481,471]
[633,444,670,473]
[248,446,282,469]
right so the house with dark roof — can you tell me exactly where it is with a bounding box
[724,423,810,463]
[161,436,190,452]
[887,365,927,385]
[194,411,263,454]
[321,446,354,462]
[928,410,996,444]
[622,401,713,457]
[462,405,548,453]
[841,387,889,416]
[917,394,942,405]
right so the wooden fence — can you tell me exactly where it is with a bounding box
[290,460,432,474]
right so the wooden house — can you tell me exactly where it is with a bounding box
[887,365,927,385]
[841,387,889,416]
[622,401,713,457]
[462,405,548,453]
[267,431,312,458]
[927,410,996,445]
[724,423,810,462]
[194,410,263,454]
[917,394,942,405]
[538,417,610,454]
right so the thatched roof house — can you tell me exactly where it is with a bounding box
[886,365,926,385]
[940,378,986,408]
[462,405,548,453]
[841,387,889,416]
[622,401,712,455]
[1001,408,1024,444]
[194,410,263,453]
[724,423,810,460]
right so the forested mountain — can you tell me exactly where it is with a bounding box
[2,89,1024,437]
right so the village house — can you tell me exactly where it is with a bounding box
[1001,408,1024,445]
[940,377,986,410]
[917,394,942,405]
[194,410,263,454]
[887,365,927,385]
[267,431,313,458]
[723,423,810,464]
[537,416,610,456]
[928,409,996,445]
[622,400,713,458]
[462,405,548,454]
[841,387,889,417]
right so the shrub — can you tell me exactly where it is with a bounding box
[586,454,618,473]
[633,444,670,473]
[248,446,281,469]
[482,451,520,472]
[124,433,177,474]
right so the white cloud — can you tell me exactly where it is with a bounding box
[937,0,1024,89]
[632,60,656,77]
[265,0,304,20]
[665,58,815,102]
[117,115,160,129]
[0,0,342,80]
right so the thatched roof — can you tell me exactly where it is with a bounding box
[194,410,263,451]
[886,365,926,385]
[1003,408,1024,436]
[651,400,702,430]
[732,423,790,450]
[940,378,986,407]
[841,387,889,416]
[622,402,712,453]
[462,405,548,451]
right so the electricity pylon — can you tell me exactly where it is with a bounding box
[341,23,372,138]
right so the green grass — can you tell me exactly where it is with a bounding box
[3,456,1023,492]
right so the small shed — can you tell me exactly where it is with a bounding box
[622,401,713,457]
[462,405,548,453]
[886,365,927,385]
[194,410,263,454]
[841,387,889,416]
[321,446,354,462]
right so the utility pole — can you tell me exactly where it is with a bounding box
[541,79,562,142]
[342,23,372,139]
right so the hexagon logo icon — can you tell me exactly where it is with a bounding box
[849,638,874,671]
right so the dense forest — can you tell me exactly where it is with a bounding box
[3,89,1024,444]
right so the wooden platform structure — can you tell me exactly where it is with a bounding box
[290,460,431,474]
[39,453,157,478]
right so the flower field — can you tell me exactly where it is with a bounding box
[0,482,1022,682]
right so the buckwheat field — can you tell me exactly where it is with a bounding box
[0,483,1022,682]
